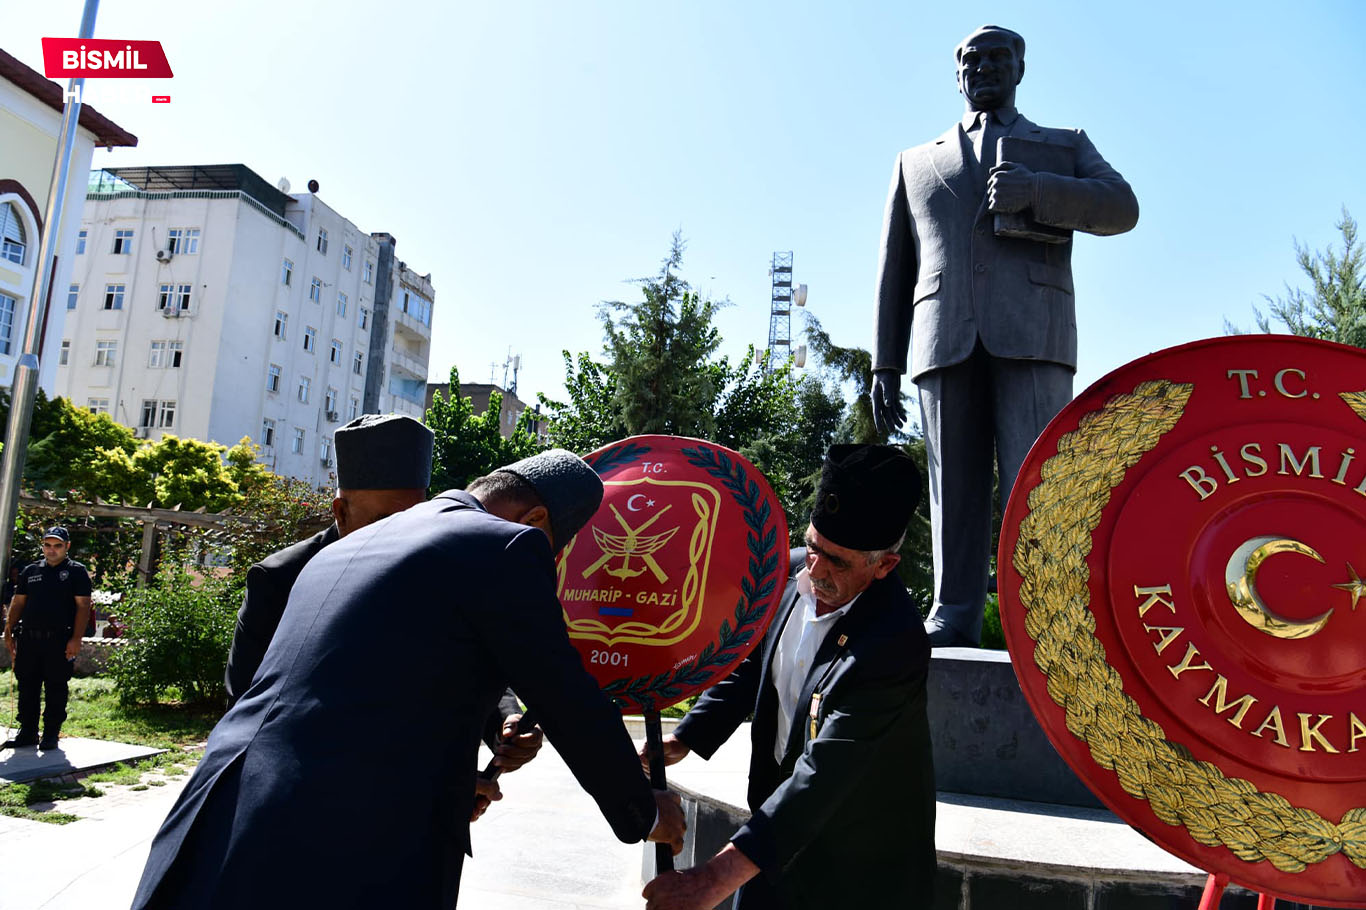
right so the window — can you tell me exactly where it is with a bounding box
[103,284,125,310]
[266,363,282,393]
[336,292,347,317]
[87,398,109,414]
[158,283,191,312]
[94,340,117,366]
[316,228,328,255]
[298,375,311,403]
[353,351,363,375]
[159,400,176,428]
[348,397,360,420]
[303,326,317,353]
[59,340,70,365]
[320,438,332,464]
[363,260,373,283]
[148,341,184,369]
[291,427,305,454]
[325,387,338,413]
[261,418,276,448]
[139,400,156,428]
[358,307,369,330]
[274,310,288,339]
[167,228,199,254]
[1,203,27,265]
[67,284,79,310]
[342,245,352,270]
[0,293,14,356]
[281,258,293,286]
[309,277,321,302]
[112,229,134,254]
[76,229,87,255]
[330,339,342,364]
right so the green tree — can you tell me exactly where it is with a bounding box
[601,233,723,438]
[541,235,799,459]
[1231,208,1366,346]
[799,315,933,605]
[425,365,543,494]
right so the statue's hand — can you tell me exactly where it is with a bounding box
[871,370,907,434]
[986,161,1035,214]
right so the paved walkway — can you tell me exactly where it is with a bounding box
[0,739,648,910]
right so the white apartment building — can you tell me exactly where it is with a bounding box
[56,164,434,488]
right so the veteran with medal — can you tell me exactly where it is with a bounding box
[643,444,935,910]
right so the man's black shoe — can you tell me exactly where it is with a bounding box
[924,618,977,648]
[3,732,39,749]
[39,734,60,751]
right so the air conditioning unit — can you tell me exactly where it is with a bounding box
[134,426,151,438]
[155,249,173,263]
[161,308,181,318]
[325,410,339,422]
[320,457,333,467]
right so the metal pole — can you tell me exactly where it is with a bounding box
[0,0,100,585]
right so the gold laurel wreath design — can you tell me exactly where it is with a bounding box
[1339,389,1366,423]
[1013,378,1366,874]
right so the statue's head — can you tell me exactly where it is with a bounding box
[955,24,1025,112]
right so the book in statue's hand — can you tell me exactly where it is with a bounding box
[994,136,1076,244]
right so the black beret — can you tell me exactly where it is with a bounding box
[495,449,604,552]
[334,414,434,490]
[810,444,921,551]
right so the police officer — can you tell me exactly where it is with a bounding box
[3,527,93,751]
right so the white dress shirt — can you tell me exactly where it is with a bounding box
[770,568,859,763]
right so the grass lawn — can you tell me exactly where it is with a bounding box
[0,671,222,750]
[0,670,219,824]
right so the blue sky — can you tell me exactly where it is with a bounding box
[8,1,1365,411]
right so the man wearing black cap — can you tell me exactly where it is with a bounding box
[132,448,686,909]
[3,527,93,751]
[224,413,436,705]
[642,444,935,910]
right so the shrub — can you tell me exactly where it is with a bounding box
[109,564,241,706]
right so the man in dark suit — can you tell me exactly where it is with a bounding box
[224,413,433,705]
[224,414,540,768]
[870,24,1139,647]
[133,450,685,909]
[642,445,934,910]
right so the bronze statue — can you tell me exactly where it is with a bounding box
[871,24,1139,646]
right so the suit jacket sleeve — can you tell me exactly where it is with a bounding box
[224,563,284,705]
[481,689,524,750]
[873,150,918,375]
[1030,129,1139,236]
[672,643,765,759]
[465,528,656,844]
[729,636,930,880]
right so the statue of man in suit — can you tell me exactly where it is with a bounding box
[870,24,1139,647]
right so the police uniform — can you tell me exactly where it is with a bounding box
[13,555,91,743]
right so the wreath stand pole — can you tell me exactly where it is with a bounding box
[1197,873,1277,910]
[644,708,674,873]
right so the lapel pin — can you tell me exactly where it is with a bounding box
[837,634,848,647]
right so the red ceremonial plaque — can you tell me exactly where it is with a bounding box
[557,436,789,715]
[999,336,1366,905]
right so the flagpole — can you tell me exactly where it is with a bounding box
[0,0,101,584]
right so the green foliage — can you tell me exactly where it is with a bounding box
[539,352,626,453]
[108,562,242,705]
[1230,208,1366,346]
[425,365,543,493]
[220,458,334,575]
[981,593,1006,650]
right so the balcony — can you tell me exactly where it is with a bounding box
[393,306,431,340]
[388,346,427,380]
[387,376,425,405]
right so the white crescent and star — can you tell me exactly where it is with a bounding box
[1223,536,1363,639]
[625,494,655,512]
